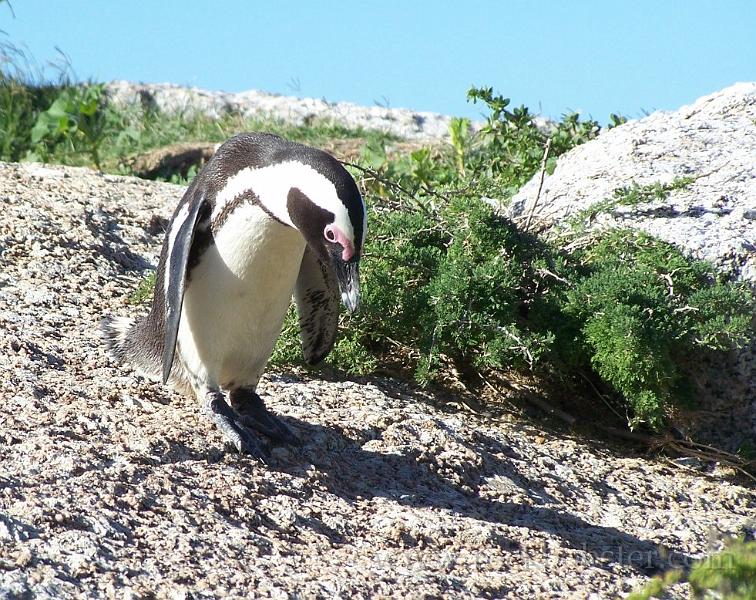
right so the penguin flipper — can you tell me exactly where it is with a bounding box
[294,246,340,365]
[161,189,209,384]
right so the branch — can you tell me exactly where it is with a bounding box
[524,137,552,232]
[341,161,436,218]
[482,373,577,426]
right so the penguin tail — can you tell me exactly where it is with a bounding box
[100,315,163,380]
[100,316,135,362]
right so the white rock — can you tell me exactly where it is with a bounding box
[105,81,468,141]
[509,82,756,285]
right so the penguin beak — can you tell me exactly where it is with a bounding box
[332,257,361,313]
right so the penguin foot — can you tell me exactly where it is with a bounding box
[202,389,267,460]
[229,388,301,446]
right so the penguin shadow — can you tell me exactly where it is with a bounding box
[265,416,692,575]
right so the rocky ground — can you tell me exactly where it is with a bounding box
[0,161,754,599]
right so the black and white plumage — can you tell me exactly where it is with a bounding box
[102,133,366,458]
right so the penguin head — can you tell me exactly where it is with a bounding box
[286,168,365,313]
[210,135,366,312]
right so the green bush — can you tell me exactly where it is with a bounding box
[0,38,79,162]
[689,540,756,599]
[465,86,599,190]
[629,539,756,600]
[274,195,751,430]
[564,230,752,428]
[353,195,566,382]
[30,83,114,168]
[0,75,66,162]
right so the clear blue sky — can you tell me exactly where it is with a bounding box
[2,1,754,124]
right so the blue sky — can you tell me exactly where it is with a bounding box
[2,1,754,124]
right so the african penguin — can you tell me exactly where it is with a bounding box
[102,132,366,459]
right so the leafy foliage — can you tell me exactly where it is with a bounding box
[629,539,756,600]
[354,196,565,382]
[688,540,756,600]
[30,83,113,168]
[570,176,696,230]
[607,113,628,129]
[0,39,79,162]
[281,194,751,430]
[128,271,156,305]
[564,230,752,427]
[0,75,64,161]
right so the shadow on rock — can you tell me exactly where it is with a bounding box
[85,207,152,271]
[266,416,692,576]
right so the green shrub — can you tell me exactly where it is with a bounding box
[629,539,756,600]
[272,193,751,431]
[0,39,80,162]
[0,75,67,162]
[689,540,756,599]
[466,86,599,190]
[563,230,752,428]
[358,195,566,382]
[30,82,113,168]
[0,74,36,159]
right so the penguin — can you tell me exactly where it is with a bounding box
[102,132,366,459]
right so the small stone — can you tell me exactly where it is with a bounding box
[24,287,54,306]
[14,547,33,568]
[672,456,704,470]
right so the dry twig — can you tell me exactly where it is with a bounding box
[524,137,552,232]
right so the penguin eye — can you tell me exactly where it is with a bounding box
[324,226,336,243]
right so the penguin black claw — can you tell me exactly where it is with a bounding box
[202,390,268,460]
[230,389,301,447]
[102,133,366,457]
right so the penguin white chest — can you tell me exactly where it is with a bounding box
[177,203,305,388]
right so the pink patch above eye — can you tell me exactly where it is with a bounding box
[326,225,355,261]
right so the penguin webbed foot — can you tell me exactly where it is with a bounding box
[202,389,268,461]
[230,388,301,447]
